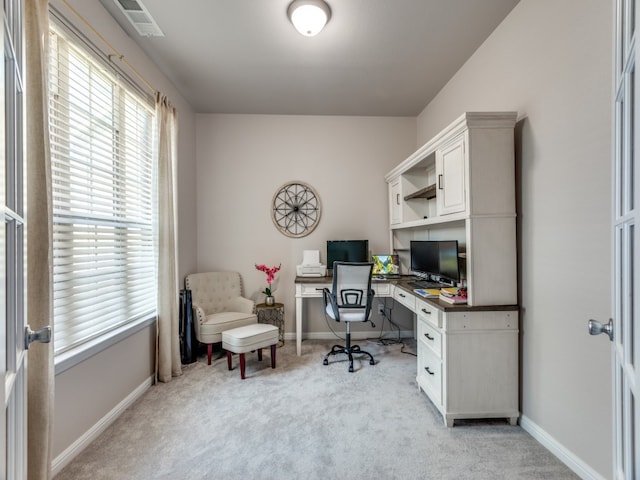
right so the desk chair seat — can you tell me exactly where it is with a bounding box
[322,262,376,372]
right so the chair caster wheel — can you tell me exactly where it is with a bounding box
[349,366,354,373]
[369,360,375,365]
[323,359,328,365]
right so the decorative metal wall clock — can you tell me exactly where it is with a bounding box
[271,181,321,238]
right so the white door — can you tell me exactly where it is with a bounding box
[2,1,28,477]
[2,1,24,477]
[591,1,640,478]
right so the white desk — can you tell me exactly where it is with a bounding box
[294,275,520,426]
[294,276,393,356]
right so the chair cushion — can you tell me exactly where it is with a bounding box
[198,312,257,344]
[325,304,370,322]
[222,324,279,354]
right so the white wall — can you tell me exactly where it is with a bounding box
[416,0,613,477]
[49,0,197,467]
[195,114,416,335]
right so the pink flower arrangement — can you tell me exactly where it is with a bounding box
[255,263,281,296]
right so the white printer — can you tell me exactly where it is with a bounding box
[296,250,327,277]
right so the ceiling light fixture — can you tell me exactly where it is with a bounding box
[287,0,331,37]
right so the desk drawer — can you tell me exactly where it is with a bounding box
[418,319,442,358]
[393,288,415,310]
[418,342,442,404]
[299,284,325,296]
[415,298,441,328]
[373,283,391,296]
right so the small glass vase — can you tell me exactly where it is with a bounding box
[265,296,275,306]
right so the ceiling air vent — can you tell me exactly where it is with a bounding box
[114,0,164,37]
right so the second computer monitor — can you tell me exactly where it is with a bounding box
[438,240,460,284]
[410,239,460,284]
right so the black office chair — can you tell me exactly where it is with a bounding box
[322,262,376,372]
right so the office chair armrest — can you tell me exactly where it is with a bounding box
[367,288,376,308]
[322,287,340,321]
[366,289,376,322]
[228,296,255,314]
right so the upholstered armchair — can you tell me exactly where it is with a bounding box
[185,271,257,365]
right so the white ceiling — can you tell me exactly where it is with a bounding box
[99,0,520,116]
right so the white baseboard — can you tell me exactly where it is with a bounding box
[284,330,414,342]
[52,375,154,476]
[520,415,608,480]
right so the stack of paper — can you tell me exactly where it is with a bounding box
[439,287,467,305]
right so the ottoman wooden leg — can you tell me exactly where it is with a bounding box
[208,344,213,365]
[239,353,246,379]
[271,344,276,369]
[226,350,232,370]
[257,348,263,361]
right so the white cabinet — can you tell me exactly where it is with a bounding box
[415,296,519,427]
[385,112,518,307]
[386,112,520,426]
[388,158,437,225]
[436,134,466,216]
[389,178,402,225]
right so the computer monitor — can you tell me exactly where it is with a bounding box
[438,240,460,284]
[410,241,439,280]
[371,254,400,276]
[326,240,369,269]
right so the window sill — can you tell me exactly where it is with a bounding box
[54,315,157,376]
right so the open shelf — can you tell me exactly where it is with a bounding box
[404,184,436,201]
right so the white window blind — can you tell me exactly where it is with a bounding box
[48,23,156,355]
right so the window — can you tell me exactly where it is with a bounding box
[48,22,156,355]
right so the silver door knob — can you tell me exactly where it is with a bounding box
[588,318,613,341]
[25,325,51,349]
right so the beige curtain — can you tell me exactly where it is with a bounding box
[155,93,182,382]
[26,0,54,478]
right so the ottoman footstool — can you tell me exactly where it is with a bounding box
[222,323,279,379]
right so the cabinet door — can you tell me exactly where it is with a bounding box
[436,135,466,215]
[389,178,402,224]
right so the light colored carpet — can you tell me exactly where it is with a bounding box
[55,339,579,480]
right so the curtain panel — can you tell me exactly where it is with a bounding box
[155,93,181,382]
[26,0,54,478]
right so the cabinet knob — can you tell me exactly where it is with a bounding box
[424,366,435,375]
[424,332,434,341]
[421,308,430,315]
[399,293,405,298]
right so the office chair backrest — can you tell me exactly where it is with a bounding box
[332,262,373,306]
[328,262,374,323]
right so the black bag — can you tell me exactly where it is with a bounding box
[179,289,197,364]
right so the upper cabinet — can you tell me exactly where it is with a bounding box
[388,151,437,225]
[386,112,517,228]
[389,178,402,225]
[436,134,466,216]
